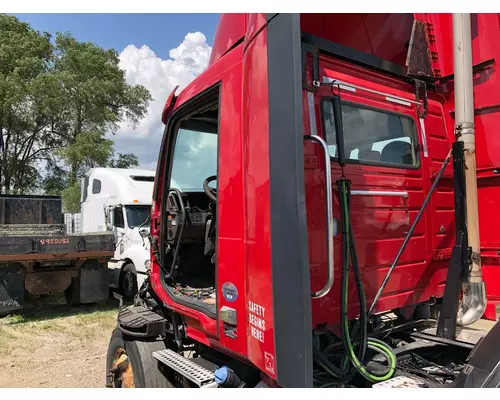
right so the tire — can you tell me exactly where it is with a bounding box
[119,263,138,301]
[106,328,174,388]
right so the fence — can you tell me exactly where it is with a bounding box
[63,213,83,234]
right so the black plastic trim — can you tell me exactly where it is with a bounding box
[267,13,313,388]
[302,32,415,83]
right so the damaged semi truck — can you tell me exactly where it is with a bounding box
[106,13,500,388]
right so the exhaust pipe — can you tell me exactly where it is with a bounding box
[452,13,486,326]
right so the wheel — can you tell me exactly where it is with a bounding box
[106,328,174,388]
[119,264,138,301]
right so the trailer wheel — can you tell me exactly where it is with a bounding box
[119,263,138,301]
[106,328,174,388]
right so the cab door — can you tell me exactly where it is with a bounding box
[304,56,439,324]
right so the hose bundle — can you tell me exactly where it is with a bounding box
[313,179,396,386]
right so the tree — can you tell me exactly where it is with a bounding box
[0,14,53,194]
[109,152,139,169]
[46,33,151,211]
[0,14,151,211]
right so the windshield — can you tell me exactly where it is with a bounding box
[125,205,151,229]
[170,128,218,192]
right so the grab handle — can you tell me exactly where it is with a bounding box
[351,190,409,198]
[305,135,334,299]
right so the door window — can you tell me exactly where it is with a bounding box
[113,206,124,228]
[321,100,419,168]
[170,128,218,192]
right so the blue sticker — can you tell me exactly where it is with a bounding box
[221,282,238,302]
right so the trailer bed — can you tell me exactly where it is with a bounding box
[0,230,114,263]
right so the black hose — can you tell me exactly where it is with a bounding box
[338,179,364,382]
[346,180,368,363]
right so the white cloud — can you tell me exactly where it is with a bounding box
[113,32,212,171]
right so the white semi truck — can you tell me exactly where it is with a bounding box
[80,167,155,300]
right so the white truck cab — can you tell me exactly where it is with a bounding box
[80,168,155,300]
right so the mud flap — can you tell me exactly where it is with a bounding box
[0,266,24,315]
[117,305,167,338]
[80,262,109,304]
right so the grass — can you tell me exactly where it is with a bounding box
[0,297,119,356]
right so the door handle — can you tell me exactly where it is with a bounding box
[304,135,334,299]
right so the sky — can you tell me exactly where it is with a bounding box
[13,13,221,171]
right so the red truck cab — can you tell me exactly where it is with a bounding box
[108,13,500,389]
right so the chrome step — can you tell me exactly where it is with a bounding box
[152,349,215,387]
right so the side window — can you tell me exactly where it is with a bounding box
[82,176,89,202]
[92,179,101,194]
[321,100,419,167]
[113,206,124,228]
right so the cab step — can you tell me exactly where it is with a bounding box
[152,349,216,387]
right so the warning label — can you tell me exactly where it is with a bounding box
[264,352,275,374]
[248,300,265,343]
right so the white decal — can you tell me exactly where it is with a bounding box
[248,300,266,343]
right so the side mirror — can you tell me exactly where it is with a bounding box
[139,229,149,238]
[331,95,346,167]
[104,206,114,231]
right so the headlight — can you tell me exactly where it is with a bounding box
[145,260,151,270]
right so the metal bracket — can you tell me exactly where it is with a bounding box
[415,79,428,118]
[439,58,496,85]
[301,42,320,92]
[470,250,481,264]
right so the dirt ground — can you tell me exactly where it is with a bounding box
[0,295,119,388]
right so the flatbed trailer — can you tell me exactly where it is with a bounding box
[0,194,114,315]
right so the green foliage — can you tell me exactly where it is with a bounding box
[0,14,54,194]
[0,14,152,199]
[58,131,114,177]
[61,181,82,214]
[109,152,140,169]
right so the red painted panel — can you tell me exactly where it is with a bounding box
[209,13,246,66]
[215,46,248,357]
[300,13,413,66]
[422,13,500,316]
[241,24,277,379]
[304,54,450,323]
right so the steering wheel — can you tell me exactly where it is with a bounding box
[203,175,217,202]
